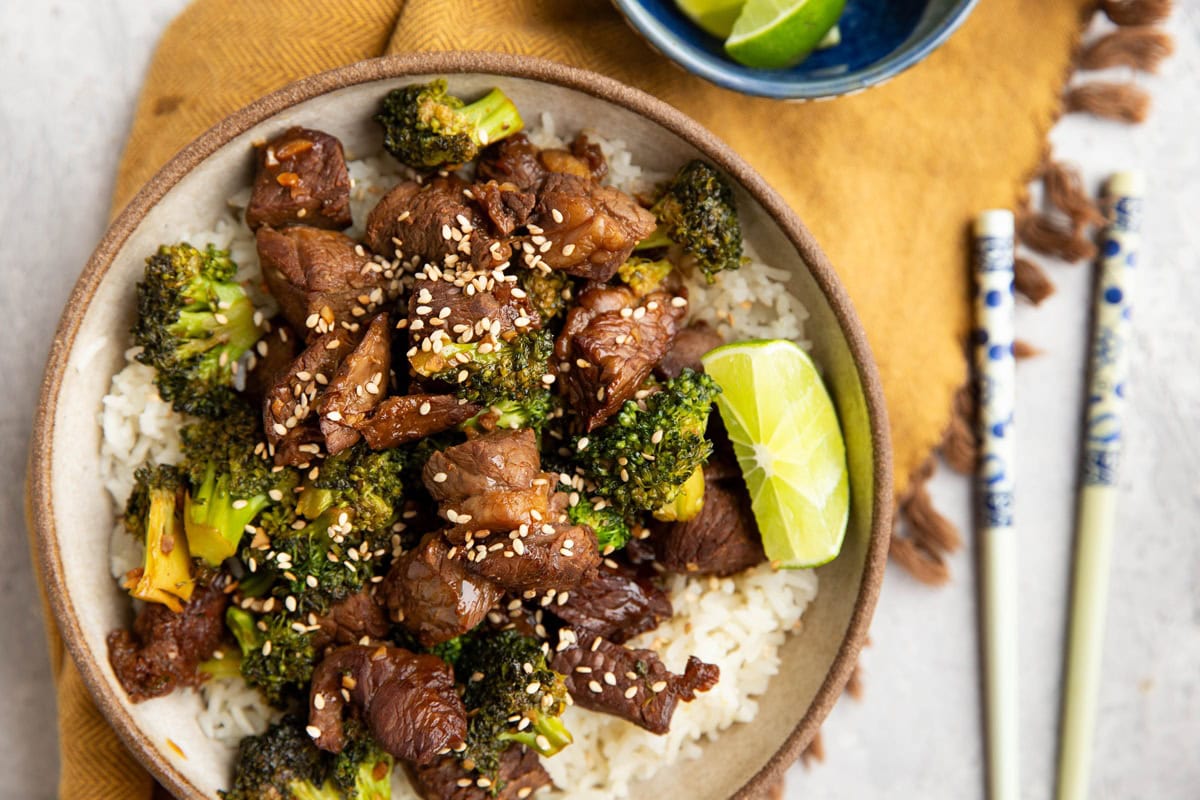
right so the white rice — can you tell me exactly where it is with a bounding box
[98,116,815,797]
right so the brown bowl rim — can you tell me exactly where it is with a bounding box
[29,51,892,800]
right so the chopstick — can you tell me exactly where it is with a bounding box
[1056,171,1144,800]
[972,210,1020,800]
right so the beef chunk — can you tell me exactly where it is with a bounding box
[309,645,466,764]
[473,179,536,236]
[407,274,540,367]
[407,746,551,800]
[311,589,390,653]
[551,633,718,734]
[245,127,352,231]
[569,134,607,182]
[466,521,601,594]
[262,330,348,466]
[650,453,766,576]
[556,285,685,430]
[550,563,671,644]
[422,430,554,538]
[364,175,508,270]
[383,533,503,647]
[524,173,656,282]
[106,577,229,702]
[539,133,608,182]
[655,321,724,380]
[476,133,548,193]
[359,394,480,450]
[316,312,391,454]
[242,321,298,408]
[256,225,391,338]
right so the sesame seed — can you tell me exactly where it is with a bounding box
[433,472,448,483]
[651,680,668,693]
[419,401,431,415]
[232,499,248,510]
[624,686,638,699]
[603,671,617,686]
[457,778,472,788]
[313,693,325,710]
[651,429,664,444]
[326,410,343,421]
[588,680,603,693]
[262,641,273,657]
[272,423,287,436]
[672,296,688,308]
[306,725,321,739]
[526,682,541,695]
[577,437,590,450]
[441,224,452,240]
[562,243,576,257]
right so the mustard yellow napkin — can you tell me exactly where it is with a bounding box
[52,0,1092,795]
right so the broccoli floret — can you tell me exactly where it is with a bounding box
[249,510,379,616]
[457,631,572,782]
[227,607,317,708]
[296,443,408,534]
[376,79,523,170]
[181,405,300,566]
[616,257,674,297]
[410,328,555,409]
[636,160,744,282]
[516,267,572,325]
[563,491,632,553]
[460,393,557,434]
[222,717,392,800]
[133,243,264,417]
[330,720,394,800]
[121,464,195,612]
[428,635,466,666]
[573,370,720,515]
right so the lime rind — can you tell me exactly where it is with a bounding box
[724,0,847,70]
[702,339,849,568]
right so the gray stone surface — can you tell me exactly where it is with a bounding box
[0,2,1196,799]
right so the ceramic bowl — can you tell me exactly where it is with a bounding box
[612,0,978,99]
[30,52,891,799]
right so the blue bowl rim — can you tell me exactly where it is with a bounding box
[612,0,980,99]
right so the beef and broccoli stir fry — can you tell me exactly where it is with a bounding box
[106,80,759,800]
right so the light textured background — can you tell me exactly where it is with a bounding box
[1,2,1197,799]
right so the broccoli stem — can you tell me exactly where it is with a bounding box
[633,223,673,252]
[500,711,574,756]
[198,649,243,680]
[226,607,260,657]
[129,485,195,612]
[652,464,706,522]
[296,486,335,521]
[460,88,524,147]
[185,465,271,566]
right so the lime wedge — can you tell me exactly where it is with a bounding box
[675,0,747,38]
[701,339,849,568]
[725,0,846,69]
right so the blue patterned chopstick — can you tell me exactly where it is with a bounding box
[972,209,1019,800]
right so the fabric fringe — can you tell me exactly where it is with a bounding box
[1017,209,1098,263]
[1080,27,1174,72]
[1014,256,1056,304]
[1043,161,1105,228]
[1100,0,1172,27]
[1065,82,1151,123]
[801,731,826,768]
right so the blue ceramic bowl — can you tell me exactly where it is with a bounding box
[613,0,978,99]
